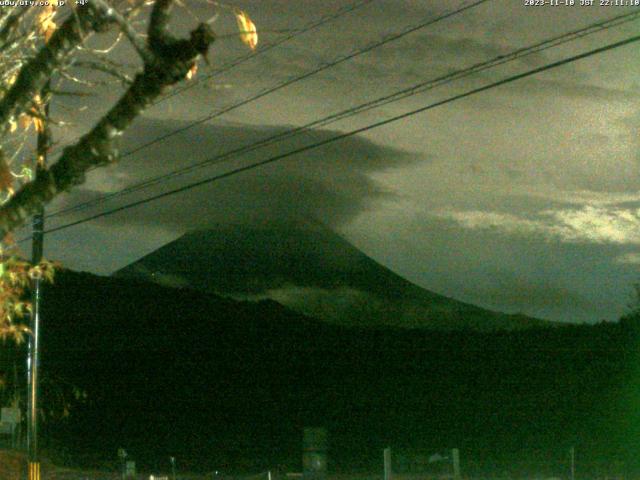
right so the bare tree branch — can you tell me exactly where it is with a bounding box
[0,4,114,139]
[0,0,215,239]
[91,0,154,64]
[0,6,33,47]
[72,60,134,86]
[148,0,173,48]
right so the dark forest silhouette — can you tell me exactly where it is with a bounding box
[10,269,637,476]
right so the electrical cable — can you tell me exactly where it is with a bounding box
[30,30,640,240]
[47,0,378,156]
[45,9,640,221]
[46,0,494,219]
[50,0,490,163]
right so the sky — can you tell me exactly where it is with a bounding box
[21,0,640,323]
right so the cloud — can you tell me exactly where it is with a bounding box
[43,118,419,248]
[243,285,388,327]
[345,209,634,322]
[517,188,640,207]
[548,206,640,244]
[437,205,640,245]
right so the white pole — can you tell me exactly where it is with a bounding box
[570,447,575,480]
[384,448,393,480]
[269,471,272,480]
[452,448,460,480]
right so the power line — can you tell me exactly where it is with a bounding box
[120,0,491,158]
[48,0,377,156]
[34,30,640,240]
[45,9,640,220]
[47,0,491,219]
[155,0,378,104]
[51,0,490,163]
[49,0,488,165]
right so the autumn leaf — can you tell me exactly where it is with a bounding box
[37,4,57,43]
[28,265,42,280]
[17,94,45,133]
[0,154,13,194]
[0,323,31,344]
[13,302,29,317]
[33,116,45,134]
[16,113,35,131]
[235,9,257,51]
[18,114,31,130]
[2,233,16,249]
[186,63,198,81]
[32,93,45,133]
[39,259,59,283]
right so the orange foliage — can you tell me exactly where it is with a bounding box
[235,9,258,50]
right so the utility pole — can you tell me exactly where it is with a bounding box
[26,86,50,480]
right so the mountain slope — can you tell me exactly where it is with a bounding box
[115,223,552,331]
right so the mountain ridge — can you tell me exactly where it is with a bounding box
[115,223,554,331]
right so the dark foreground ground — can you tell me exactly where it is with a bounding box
[0,450,633,480]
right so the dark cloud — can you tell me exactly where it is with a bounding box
[47,118,420,232]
